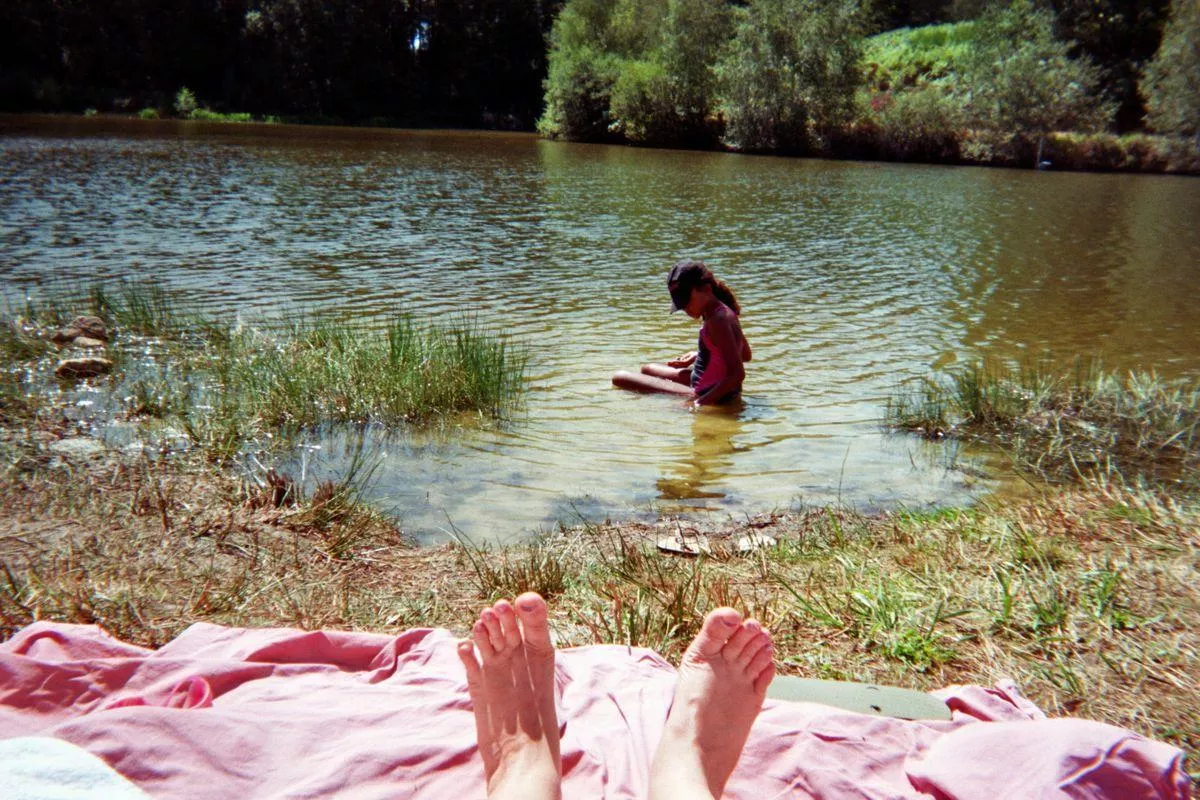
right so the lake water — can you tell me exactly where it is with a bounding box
[2,116,1199,543]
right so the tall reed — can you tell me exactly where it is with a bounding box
[888,360,1200,489]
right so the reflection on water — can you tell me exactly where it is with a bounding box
[657,403,747,504]
[2,117,1199,543]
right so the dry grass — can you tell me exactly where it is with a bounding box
[2,426,1195,766]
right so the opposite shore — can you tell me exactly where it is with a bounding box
[5,112,1199,176]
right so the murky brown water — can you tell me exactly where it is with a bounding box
[3,116,1199,543]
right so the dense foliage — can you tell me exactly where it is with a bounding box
[538,0,1200,167]
[0,0,562,128]
[716,0,865,152]
[957,0,1110,137]
[1,0,1195,162]
[1141,0,1200,139]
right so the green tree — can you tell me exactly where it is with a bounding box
[539,0,626,138]
[959,0,1111,158]
[1045,0,1172,132]
[715,0,865,153]
[1141,0,1200,140]
[607,0,731,145]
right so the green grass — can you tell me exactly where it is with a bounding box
[209,314,527,432]
[0,284,529,463]
[863,21,980,90]
[189,108,255,123]
[887,361,1200,490]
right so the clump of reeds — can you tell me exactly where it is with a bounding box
[214,314,527,431]
[888,361,1200,489]
[0,283,528,463]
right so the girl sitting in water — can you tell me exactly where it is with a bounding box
[613,259,751,406]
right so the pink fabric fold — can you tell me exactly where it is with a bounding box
[0,621,1188,799]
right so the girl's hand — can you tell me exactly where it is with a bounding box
[667,351,697,368]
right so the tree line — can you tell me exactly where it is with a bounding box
[539,0,1199,156]
[0,0,562,128]
[1,0,1196,151]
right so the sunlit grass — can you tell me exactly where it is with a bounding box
[218,315,526,430]
[888,360,1200,489]
[0,283,529,464]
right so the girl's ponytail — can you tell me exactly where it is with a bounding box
[709,276,741,315]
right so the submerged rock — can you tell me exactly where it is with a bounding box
[55,357,113,379]
[71,336,107,349]
[51,315,109,345]
[48,437,106,458]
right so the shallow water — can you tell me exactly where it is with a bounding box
[2,117,1199,543]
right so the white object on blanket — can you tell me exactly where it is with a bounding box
[0,737,149,800]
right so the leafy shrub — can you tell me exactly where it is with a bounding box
[540,0,730,146]
[609,59,675,142]
[715,0,865,153]
[189,108,253,123]
[861,87,965,159]
[1141,0,1200,139]
[863,21,979,90]
[138,108,160,120]
[957,1,1111,138]
[539,47,621,140]
[174,87,198,117]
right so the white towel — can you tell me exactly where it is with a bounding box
[0,737,148,800]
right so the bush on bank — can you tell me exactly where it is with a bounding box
[539,0,1200,171]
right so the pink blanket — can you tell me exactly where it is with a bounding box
[0,621,1188,799]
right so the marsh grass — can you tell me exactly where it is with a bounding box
[888,361,1200,489]
[217,315,526,430]
[0,284,528,464]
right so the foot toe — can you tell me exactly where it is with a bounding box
[479,608,506,659]
[692,607,742,658]
[473,619,498,662]
[735,631,772,672]
[720,623,757,663]
[493,600,522,651]
[515,592,553,659]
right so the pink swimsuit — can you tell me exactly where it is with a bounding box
[690,303,743,403]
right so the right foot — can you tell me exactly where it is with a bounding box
[649,608,775,800]
[457,592,561,800]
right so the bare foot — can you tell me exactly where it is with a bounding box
[649,608,775,800]
[457,592,561,800]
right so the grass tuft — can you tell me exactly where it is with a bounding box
[888,360,1200,490]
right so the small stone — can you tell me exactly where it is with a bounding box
[55,357,113,379]
[71,336,107,348]
[69,316,108,341]
[735,533,777,553]
[51,327,83,345]
[50,316,108,345]
[48,437,106,458]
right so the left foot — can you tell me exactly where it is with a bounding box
[457,593,561,800]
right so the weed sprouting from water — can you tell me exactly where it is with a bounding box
[219,314,527,431]
[887,360,1200,490]
[0,287,529,464]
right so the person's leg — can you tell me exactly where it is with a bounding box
[612,370,695,395]
[649,608,775,800]
[457,593,561,800]
[640,363,693,385]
